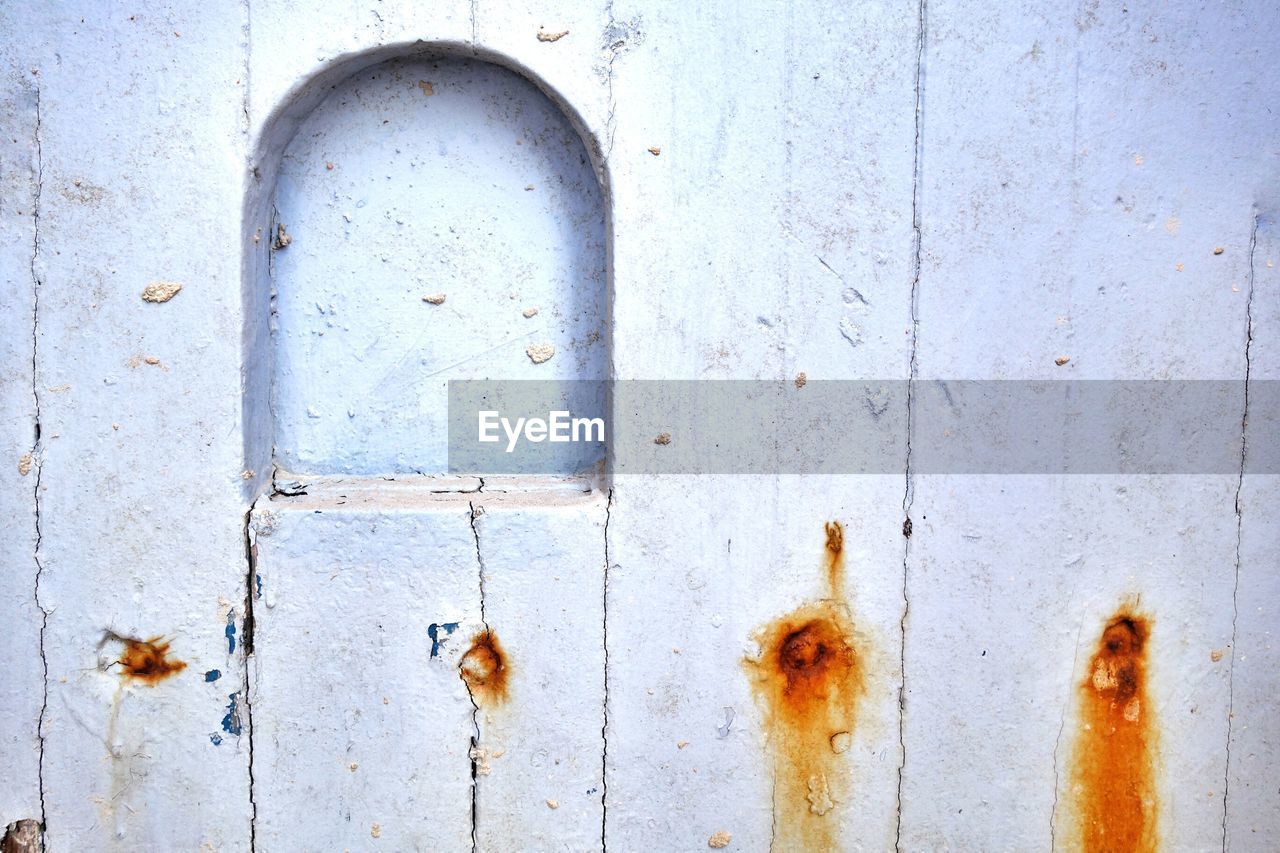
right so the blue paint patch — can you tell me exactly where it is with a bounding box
[210,733,223,746]
[225,613,236,654]
[205,669,221,682]
[255,573,263,599]
[222,692,242,736]
[428,622,460,658]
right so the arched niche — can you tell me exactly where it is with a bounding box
[241,45,609,488]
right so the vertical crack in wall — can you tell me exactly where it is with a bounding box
[1049,617,1086,847]
[465,502,489,853]
[242,506,259,852]
[241,4,256,848]
[895,1,926,849]
[469,502,490,633]
[600,488,613,852]
[768,767,778,853]
[469,0,478,47]
[1220,212,1258,851]
[241,0,252,133]
[28,80,49,850]
[601,0,618,160]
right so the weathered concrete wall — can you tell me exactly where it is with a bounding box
[3,3,253,850]
[0,35,42,837]
[1,1,1276,851]
[902,3,1271,850]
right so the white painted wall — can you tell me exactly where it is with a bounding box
[2,1,1276,851]
[271,56,606,475]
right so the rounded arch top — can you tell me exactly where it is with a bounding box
[241,41,612,487]
[250,40,611,194]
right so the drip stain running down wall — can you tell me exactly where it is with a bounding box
[744,522,868,851]
[1068,607,1159,852]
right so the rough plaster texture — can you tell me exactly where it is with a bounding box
[1,1,1276,851]
[250,497,480,849]
[0,52,42,831]
[4,4,253,850]
[271,56,606,475]
[1227,213,1280,847]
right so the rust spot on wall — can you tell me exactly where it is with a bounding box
[116,636,187,684]
[1068,608,1158,852]
[744,521,866,852]
[823,520,844,599]
[460,629,510,706]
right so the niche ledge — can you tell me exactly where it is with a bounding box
[266,469,601,511]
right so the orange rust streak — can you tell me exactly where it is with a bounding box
[1070,610,1158,853]
[744,521,864,852]
[118,637,187,684]
[823,521,844,599]
[460,629,510,706]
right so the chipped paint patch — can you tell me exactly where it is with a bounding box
[2,819,41,853]
[141,281,182,303]
[204,669,221,682]
[526,343,555,364]
[225,613,237,654]
[222,692,243,736]
[272,223,292,249]
[428,621,460,658]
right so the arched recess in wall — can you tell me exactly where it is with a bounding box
[241,43,610,492]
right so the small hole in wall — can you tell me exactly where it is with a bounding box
[269,56,607,476]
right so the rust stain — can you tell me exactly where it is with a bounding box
[116,636,187,684]
[823,520,844,598]
[1068,607,1158,852]
[744,521,867,852]
[460,629,510,706]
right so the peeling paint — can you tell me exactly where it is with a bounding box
[1,819,41,853]
[222,692,244,737]
[140,281,182,303]
[428,621,460,658]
